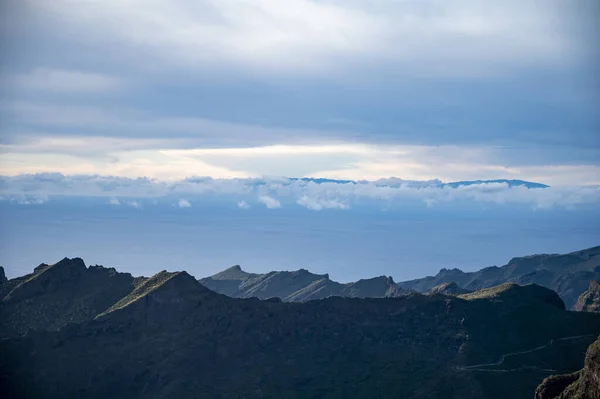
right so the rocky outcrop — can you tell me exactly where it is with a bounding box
[574,281,600,313]
[535,336,600,399]
[0,266,7,284]
[398,246,600,308]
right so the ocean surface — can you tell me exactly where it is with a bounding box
[1,201,598,282]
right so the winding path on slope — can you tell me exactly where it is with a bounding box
[455,334,595,372]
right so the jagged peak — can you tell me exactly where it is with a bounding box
[0,266,6,284]
[99,270,210,316]
[209,264,254,281]
[438,267,464,275]
[55,257,86,268]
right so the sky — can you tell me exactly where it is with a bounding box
[0,0,599,185]
[0,1,599,280]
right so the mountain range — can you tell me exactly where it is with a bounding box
[397,246,600,309]
[1,252,600,398]
[200,246,600,310]
[199,266,404,302]
[288,177,549,188]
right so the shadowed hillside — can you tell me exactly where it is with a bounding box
[1,259,600,399]
[398,246,600,309]
[0,258,137,339]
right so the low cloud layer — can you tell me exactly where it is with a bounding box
[1,173,598,210]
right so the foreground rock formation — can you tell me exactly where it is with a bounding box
[574,281,600,313]
[535,335,600,399]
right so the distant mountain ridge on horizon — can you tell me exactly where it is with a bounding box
[200,265,404,302]
[2,172,550,188]
[201,245,600,309]
[288,177,550,188]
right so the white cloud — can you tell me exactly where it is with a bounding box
[177,198,191,208]
[9,68,122,93]
[109,197,120,205]
[127,200,142,209]
[1,173,598,210]
[258,195,281,209]
[238,200,250,209]
[7,194,49,205]
[297,196,350,211]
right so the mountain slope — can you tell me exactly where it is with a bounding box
[200,266,405,301]
[0,258,137,338]
[2,262,600,399]
[398,246,600,309]
[574,281,600,313]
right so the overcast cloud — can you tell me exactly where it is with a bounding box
[1,1,598,183]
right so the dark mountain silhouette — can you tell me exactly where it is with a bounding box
[1,258,600,399]
[0,266,6,284]
[574,281,600,313]
[398,246,600,309]
[535,335,600,399]
[0,258,137,338]
[200,266,406,301]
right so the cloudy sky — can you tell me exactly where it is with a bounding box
[1,0,599,185]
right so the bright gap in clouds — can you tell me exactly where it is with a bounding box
[1,141,599,186]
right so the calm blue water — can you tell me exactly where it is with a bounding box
[1,201,598,282]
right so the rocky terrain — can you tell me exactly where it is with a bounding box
[1,257,600,398]
[535,335,600,399]
[574,281,600,313]
[200,265,405,302]
[398,246,600,309]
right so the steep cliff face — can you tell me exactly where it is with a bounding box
[535,336,600,399]
[574,281,600,313]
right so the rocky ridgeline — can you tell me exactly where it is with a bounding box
[398,246,600,309]
[1,257,600,398]
[200,265,406,302]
